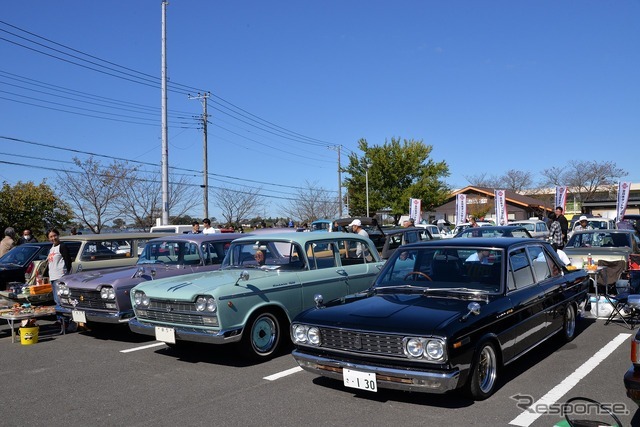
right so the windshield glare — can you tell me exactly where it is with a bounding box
[376,247,504,293]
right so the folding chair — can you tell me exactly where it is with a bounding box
[605,293,640,329]
[596,259,626,295]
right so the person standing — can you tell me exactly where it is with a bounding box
[17,229,38,245]
[189,221,201,234]
[469,217,479,228]
[47,228,72,286]
[548,213,564,250]
[202,218,215,234]
[555,206,568,245]
[0,227,16,256]
[348,219,369,258]
[573,216,593,232]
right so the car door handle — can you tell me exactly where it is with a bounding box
[336,269,348,276]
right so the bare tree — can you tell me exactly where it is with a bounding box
[279,180,339,224]
[214,185,264,227]
[541,161,627,204]
[56,157,131,234]
[464,172,501,188]
[500,169,533,192]
[118,172,200,230]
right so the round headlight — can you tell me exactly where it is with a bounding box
[426,340,444,360]
[206,297,216,313]
[293,324,308,343]
[196,296,206,312]
[141,294,150,307]
[134,291,143,305]
[307,327,321,345]
[406,338,425,358]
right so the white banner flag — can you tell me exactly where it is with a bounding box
[555,186,568,211]
[617,182,631,221]
[409,198,422,223]
[494,190,508,226]
[455,194,467,225]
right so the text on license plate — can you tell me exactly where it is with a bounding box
[155,326,176,344]
[72,310,87,323]
[343,368,377,392]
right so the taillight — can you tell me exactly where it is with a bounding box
[632,338,640,364]
[25,262,34,275]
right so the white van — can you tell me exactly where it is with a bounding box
[149,225,192,234]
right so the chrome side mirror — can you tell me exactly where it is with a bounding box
[314,294,324,309]
[234,270,250,286]
[461,302,481,321]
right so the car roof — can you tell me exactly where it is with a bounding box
[333,217,379,227]
[381,227,425,236]
[147,233,245,243]
[510,219,545,224]
[61,232,174,241]
[231,231,371,244]
[402,237,534,250]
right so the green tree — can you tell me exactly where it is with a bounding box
[344,138,450,223]
[0,180,74,238]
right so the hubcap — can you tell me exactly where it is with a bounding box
[566,306,575,338]
[252,315,277,353]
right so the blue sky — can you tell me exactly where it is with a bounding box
[1,1,638,221]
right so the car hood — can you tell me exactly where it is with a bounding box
[132,267,285,300]
[61,264,204,289]
[298,293,473,335]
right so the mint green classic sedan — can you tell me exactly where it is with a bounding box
[129,232,383,360]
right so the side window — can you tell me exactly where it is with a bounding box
[306,241,337,270]
[340,239,369,265]
[388,235,403,251]
[181,242,201,265]
[201,242,227,265]
[527,246,552,282]
[508,248,535,290]
[405,231,420,244]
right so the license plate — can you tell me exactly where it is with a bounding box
[343,368,377,392]
[72,310,87,323]
[155,326,176,344]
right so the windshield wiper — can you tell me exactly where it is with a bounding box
[372,284,427,294]
[441,287,489,293]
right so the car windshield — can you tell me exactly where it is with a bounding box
[566,232,631,248]
[138,241,203,265]
[222,240,306,270]
[457,228,529,238]
[0,245,40,266]
[376,246,504,293]
[512,223,535,232]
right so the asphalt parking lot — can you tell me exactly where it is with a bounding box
[1,314,638,427]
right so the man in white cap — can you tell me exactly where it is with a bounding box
[348,219,369,258]
[573,216,593,232]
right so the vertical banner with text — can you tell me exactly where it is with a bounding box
[617,182,631,221]
[494,190,508,225]
[455,194,467,225]
[409,198,422,223]
[555,186,568,211]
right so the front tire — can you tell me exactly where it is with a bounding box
[466,340,499,400]
[561,303,576,342]
[242,311,281,360]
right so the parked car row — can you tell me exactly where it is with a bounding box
[1,223,597,402]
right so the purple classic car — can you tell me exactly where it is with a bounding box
[55,233,244,325]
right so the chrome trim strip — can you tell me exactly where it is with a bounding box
[128,318,243,344]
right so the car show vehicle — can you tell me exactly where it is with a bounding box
[624,326,640,406]
[443,221,493,238]
[563,229,640,265]
[509,219,550,240]
[54,233,243,325]
[454,225,532,239]
[567,216,617,239]
[291,238,589,400]
[310,219,335,232]
[128,232,384,359]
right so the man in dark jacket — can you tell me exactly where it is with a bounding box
[555,206,568,244]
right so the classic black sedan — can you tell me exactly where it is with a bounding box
[454,225,532,239]
[291,238,590,400]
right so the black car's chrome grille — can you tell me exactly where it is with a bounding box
[137,300,205,326]
[320,328,405,357]
[64,289,108,310]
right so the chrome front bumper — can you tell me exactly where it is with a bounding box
[292,350,460,393]
[128,318,243,344]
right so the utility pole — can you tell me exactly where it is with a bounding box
[160,0,170,225]
[189,92,211,219]
[329,145,343,217]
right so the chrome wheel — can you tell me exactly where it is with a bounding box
[477,345,497,395]
[563,304,576,342]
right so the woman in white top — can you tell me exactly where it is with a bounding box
[47,228,72,283]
